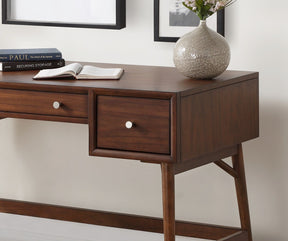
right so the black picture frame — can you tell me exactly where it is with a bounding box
[154,0,225,42]
[2,0,126,30]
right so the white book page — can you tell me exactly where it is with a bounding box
[77,66,123,79]
[33,63,82,79]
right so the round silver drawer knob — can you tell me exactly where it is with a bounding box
[125,121,133,129]
[53,101,61,109]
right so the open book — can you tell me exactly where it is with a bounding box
[33,63,124,80]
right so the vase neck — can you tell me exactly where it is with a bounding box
[200,20,207,26]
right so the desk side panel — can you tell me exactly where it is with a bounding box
[180,78,259,162]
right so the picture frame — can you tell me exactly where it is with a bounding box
[2,0,126,30]
[154,0,225,42]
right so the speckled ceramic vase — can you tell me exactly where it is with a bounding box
[173,20,230,79]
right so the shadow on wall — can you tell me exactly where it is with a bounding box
[9,119,162,214]
[10,120,93,206]
[246,100,288,241]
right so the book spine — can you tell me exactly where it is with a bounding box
[0,52,62,62]
[1,59,65,72]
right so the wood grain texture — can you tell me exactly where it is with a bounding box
[92,149,173,163]
[97,95,170,154]
[0,198,242,240]
[0,66,258,241]
[175,146,238,174]
[232,144,253,241]
[0,61,258,95]
[161,163,175,241]
[0,111,87,124]
[89,90,177,163]
[214,160,239,178]
[180,78,259,163]
[88,89,97,154]
[0,88,88,118]
[171,94,179,163]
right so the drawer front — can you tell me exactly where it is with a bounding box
[0,89,88,118]
[97,96,170,154]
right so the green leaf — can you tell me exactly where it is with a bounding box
[182,0,236,20]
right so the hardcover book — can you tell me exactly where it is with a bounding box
[33,63,124,80]
[0,59,65,72]
[0,48,62,62]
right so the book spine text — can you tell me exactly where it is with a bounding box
[0,53,62,62]
[1,59,65,72]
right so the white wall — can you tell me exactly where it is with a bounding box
[0,0,287,241]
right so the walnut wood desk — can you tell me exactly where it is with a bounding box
[0,63,259,241]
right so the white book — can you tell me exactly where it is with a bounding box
[33,63,124,80]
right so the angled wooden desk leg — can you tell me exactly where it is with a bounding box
[232,144,253,241]
[161,163,175,241]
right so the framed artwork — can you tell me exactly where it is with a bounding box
[154,0,225,42]
[2,0,126,29]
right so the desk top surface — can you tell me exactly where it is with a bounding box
[0,62,258,96]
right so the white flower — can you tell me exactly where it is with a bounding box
[215,1,226,10]
[182,0,236,20]
[205,0,216,5]
[183,0,197,8]
[209,6,216,12]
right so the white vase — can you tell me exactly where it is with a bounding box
[173,20,230,79]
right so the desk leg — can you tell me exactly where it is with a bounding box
[161,163,175,241]
[232,144,253,241]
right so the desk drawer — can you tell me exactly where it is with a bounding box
[97,96,170,154]
[0,89,88,118]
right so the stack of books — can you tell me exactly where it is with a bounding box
[0,48,65,72]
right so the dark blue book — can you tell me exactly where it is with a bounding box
[0,59,65,72]
[0,48,62,62]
